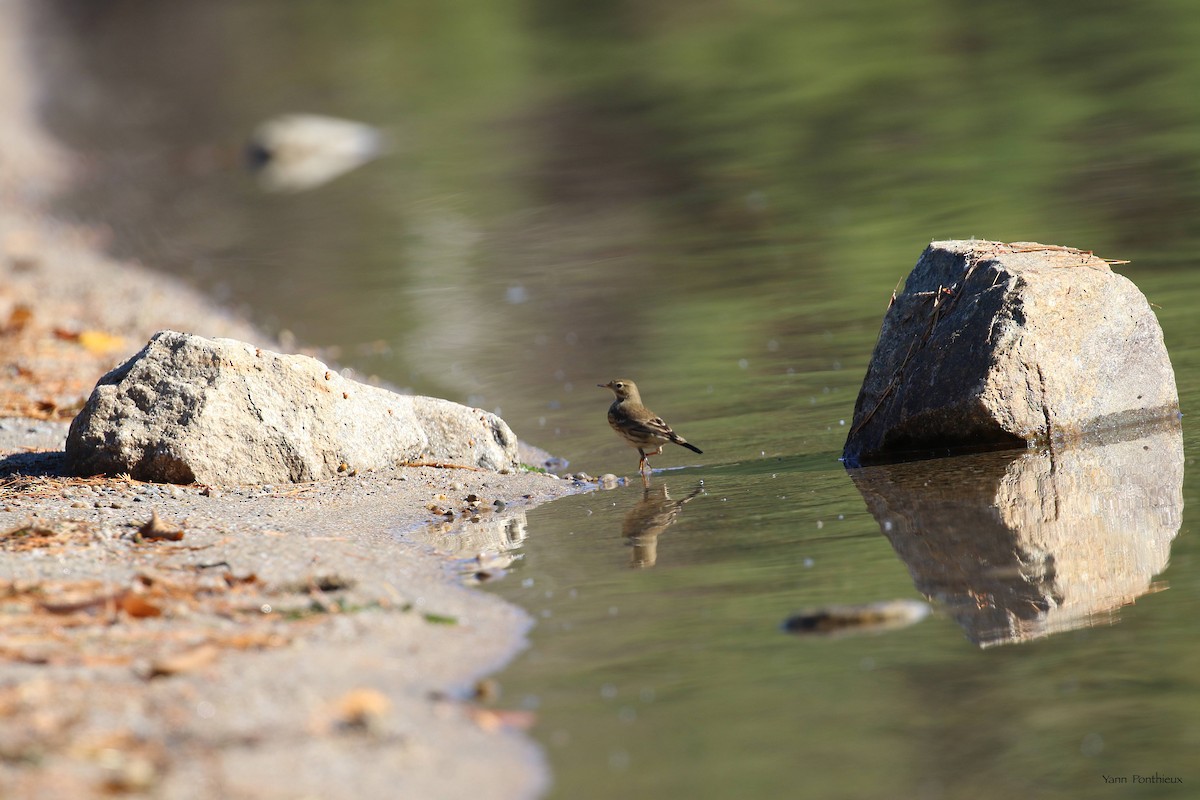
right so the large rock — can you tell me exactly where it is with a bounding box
[65,331,520,484]
[843,240,1178,466]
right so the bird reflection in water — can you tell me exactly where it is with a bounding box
[622,483,704,568]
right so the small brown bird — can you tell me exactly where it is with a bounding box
[599,379,702,476]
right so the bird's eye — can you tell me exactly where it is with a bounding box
[615,382,624,388]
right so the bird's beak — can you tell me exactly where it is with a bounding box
[597,382,609,389]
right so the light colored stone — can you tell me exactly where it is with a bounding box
[65,331,519,484]
[247,113,386,192]
[843,240,1178,465]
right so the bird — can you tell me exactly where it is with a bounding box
[599,379,702,477]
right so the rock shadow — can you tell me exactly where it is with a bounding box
[0,450,69,478]
[847,420,1183,647]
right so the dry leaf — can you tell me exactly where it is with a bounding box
[219,631,289,650]
[138,510,184,541]
[146,643,220,678]
[77,329,126,355]
[1,523,59,551]
[329,688,391,731]
[120,594,163,619]
[40,590,125,616]
[2,304,33,334]
[467,706,537,732]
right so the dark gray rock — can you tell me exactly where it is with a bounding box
[65,331,519,484]
[843,240,1178,465]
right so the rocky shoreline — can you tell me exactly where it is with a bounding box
[0,4,576,797]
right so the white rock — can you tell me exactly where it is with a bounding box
[246,113,387,192]
[65,331,518,484]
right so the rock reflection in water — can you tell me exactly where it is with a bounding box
[847,422,1183,647]
[417,512,529,584]
[622,483,705,568]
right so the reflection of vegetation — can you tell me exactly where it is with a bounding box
[523,0,1200,254]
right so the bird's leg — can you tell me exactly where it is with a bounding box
[638,448,648,474]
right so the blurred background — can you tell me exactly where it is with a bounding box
[25,2,1200,798]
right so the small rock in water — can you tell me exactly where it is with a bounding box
[783,599,930,637]
[246,113,387,193]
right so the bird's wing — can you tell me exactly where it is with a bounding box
[633,416,676,438]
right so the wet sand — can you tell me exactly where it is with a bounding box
[0,4,575,797]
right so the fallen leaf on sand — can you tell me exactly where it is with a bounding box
[138,510,184,541]
[467,706,537,733]
[119,594,163,619]
[317,687,392,733]
[1,523,60,551]
[40,590,125,616]
[77,329,126,355]
[146,643,220,678]
[219,631,289,650]
[2,304,33,334]
[51,327,126,354]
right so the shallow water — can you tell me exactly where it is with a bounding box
[483,426,1195,799]
[35,1,1200,796]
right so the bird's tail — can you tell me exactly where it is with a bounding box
[675,439,703,455]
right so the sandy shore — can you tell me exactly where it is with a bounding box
[0,4,577,797]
